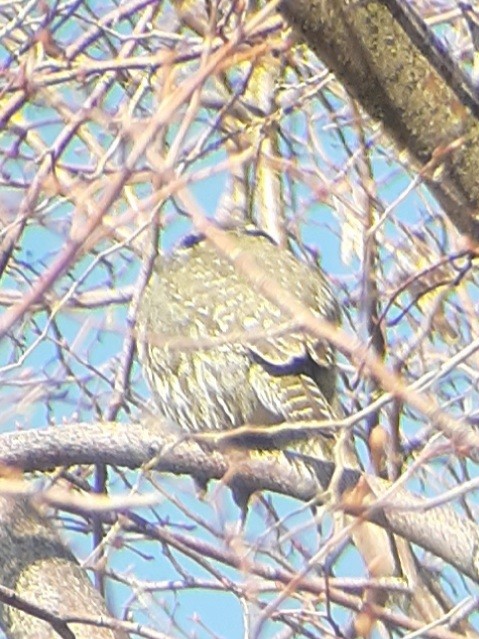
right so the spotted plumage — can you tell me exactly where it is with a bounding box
[137,230,340,458]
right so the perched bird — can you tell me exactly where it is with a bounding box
[137,229,471,633]
[136,229,341,459]
[136,229,407,621]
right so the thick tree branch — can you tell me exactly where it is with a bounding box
[0,496,129,639]
[0,422,478,585]
[279,0,479,240]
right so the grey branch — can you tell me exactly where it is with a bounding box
[0,421,478,585]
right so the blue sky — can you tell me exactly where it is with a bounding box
[1,1,478,637]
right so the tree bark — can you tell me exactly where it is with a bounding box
[0,497,129,639]
[279,0,479,241]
